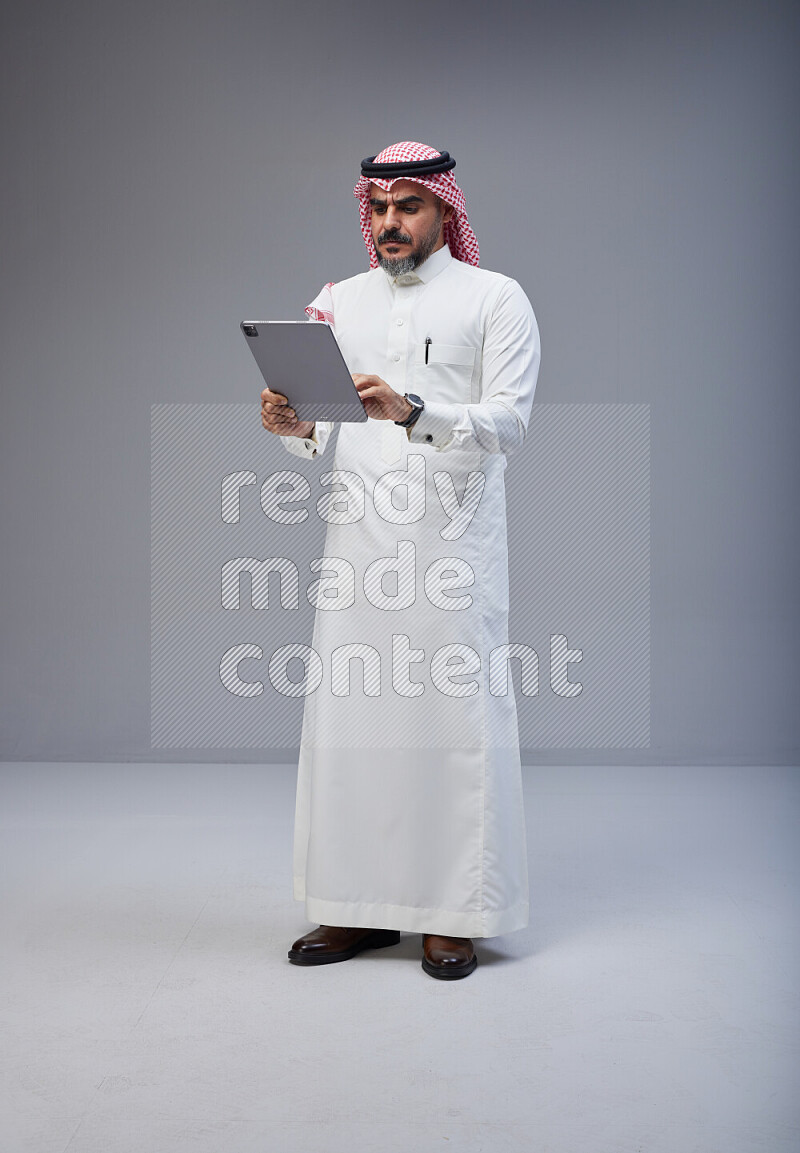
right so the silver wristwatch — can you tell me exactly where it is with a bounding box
[394,393,425,428]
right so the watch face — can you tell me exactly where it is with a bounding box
[406,394,423,406]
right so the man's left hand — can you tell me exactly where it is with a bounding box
[352,374,412,422]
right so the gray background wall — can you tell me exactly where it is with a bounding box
[1,0,797,764]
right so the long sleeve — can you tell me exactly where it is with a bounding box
[408,278,540,457]
[280,420,333,459]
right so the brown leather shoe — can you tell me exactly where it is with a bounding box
[288,925,401,966]
[422,934,478,980]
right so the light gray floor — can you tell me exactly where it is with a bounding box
[1,762,798,1153]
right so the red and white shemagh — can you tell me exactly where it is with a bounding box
[305,142,479,323]
[354,141,480,271]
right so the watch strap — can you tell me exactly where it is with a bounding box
[394,394,425,428]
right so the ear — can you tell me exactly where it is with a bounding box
[441,201,455,224]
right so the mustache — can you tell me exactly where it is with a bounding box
[377,230,414,245]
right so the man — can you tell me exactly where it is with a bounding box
[261,141,540,980]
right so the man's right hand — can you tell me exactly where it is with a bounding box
[260,388,315,439]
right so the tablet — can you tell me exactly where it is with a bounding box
[240,321,367,423]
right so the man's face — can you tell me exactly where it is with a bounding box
[369,180,454,276]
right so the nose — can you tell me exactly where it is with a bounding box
[384,202,403,231]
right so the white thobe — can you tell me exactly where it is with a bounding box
[281,243,540,937]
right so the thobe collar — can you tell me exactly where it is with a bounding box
[383,243,453,288]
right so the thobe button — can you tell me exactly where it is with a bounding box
[396,318,404,326]
[392,353,401,362]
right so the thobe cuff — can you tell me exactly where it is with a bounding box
[407,399,459,450]
[280,422,330,459]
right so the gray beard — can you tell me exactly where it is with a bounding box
[377,252,419,277]
[376,211,443,278]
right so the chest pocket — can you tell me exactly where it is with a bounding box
[414,343,479,404]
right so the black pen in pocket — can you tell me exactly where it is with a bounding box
[425,337,432,364]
